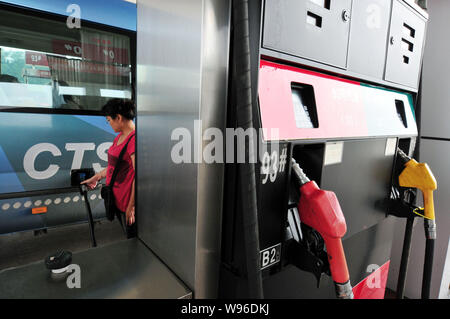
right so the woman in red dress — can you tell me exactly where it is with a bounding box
[81,99,136,238]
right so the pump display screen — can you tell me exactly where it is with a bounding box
[291,84,318,129]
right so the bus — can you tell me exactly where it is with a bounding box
[0,0,136,234]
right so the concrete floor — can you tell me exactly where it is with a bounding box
[0,220,401,299]
[0,219,125,271]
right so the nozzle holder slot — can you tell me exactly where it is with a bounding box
[292,143,325,185]
[289,143,325,207]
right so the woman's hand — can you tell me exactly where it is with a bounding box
[126,205,135,225]
[80,173,101,190]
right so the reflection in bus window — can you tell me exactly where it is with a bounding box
[0,10,133,111]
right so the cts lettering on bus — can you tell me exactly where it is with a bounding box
[23,142,112,180]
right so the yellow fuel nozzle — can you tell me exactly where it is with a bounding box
[398,150,437,220]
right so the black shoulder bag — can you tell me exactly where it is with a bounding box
[101,134,134,221]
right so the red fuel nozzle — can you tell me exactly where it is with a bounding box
[292,159,353,299]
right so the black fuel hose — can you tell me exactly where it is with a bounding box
[421,239,434,298]
[421,219,436,298]
[396,216,414,299]
[233,0,264,299]
[80,185,97,248]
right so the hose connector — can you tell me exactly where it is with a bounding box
[291,158,310,186]
[397,148,411,165]
[335,280,354,299]
[424,219,437,240]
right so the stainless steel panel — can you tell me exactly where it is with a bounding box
[263,0,353,68]
[347,0,391,79]
[0,239,192,298]
[137,0,202,292]
[137,0,230,298]
[420,0,450,139]
[195,0,231,299]
[385,0,427,89]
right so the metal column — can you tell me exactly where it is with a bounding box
[136,0,231,298]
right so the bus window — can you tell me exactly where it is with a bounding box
[0,9,133,111]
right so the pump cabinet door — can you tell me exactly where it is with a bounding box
[384,0,427,89]
[347,0,392,79]
[263,0,352,69]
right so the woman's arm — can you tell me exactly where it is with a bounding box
[125,154,135,225]
[96,168,107,180]
[80,168,107,189]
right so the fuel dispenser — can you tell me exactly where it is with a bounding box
[219,0,429,299]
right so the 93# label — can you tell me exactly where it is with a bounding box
[261,146,288,185]
[260,243,281,270]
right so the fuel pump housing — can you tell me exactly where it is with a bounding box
[219,0,428,299]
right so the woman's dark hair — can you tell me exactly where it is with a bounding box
[102,99,136,120]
